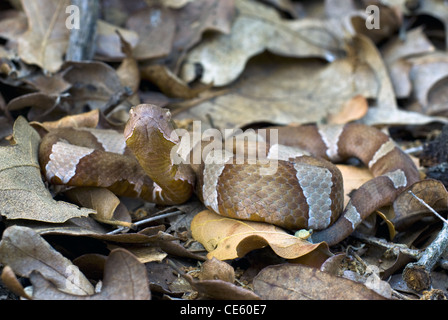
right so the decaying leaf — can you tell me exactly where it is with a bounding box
[18,0,70,73]
[191,210,331,262]
[253,263,387,300]
[0,225,95,296]
[0,117,94,223]
[30,248,151,300]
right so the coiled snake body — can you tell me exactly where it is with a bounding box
[39,104,420,245]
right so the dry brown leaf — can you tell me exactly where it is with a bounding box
[0,9,27,46]
[0,117,94,223]
[23,71,72,96]
[109,245,167,264]
[175,266,260,300]
[116,32,140,104]
[408,52,448,113]
[18,0,70,73]
[427,76,448,116]
[1,265,32,299]
[167,0,235,71]
[198,257,235,283]
[181,0,342,86]
[191,210,330,261]
[337,164,373,207]
[327,94,369,124]
[65,187,134,229]
[29,248,151,300]
[95,20,139,60]
[175,52,377,129]
[253,263,387,300]
[30,109,100,132]
[61,61,126,113]
[0,225,95,296]
[125,5,176,60]
[141,64,212,99]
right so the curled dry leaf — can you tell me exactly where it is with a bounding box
[0,225,95,296]
[191,210,330,262]
[18,0,70,73]
[30,248,151,300]
[141,64,212,99]
[393,179,448,231]
[253,263,387,300]
[382,27,434,99]
[30,109,100,133]
[1,265,32,299]
[0,117,94,223]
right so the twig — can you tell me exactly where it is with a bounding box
[66,0,99,61]
[106,210,183,235]
[351,232,422,259]
[402,192,448,292]
[408,190,448,225]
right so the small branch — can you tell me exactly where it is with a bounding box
[66,0,99,61]
[402,191,448,292]
[106,210,183,235]
[351,232,421,259]
[408,190,448,225]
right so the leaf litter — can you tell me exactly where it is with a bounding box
[1,0,448,302]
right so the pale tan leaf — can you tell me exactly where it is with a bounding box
[18,0,70,72]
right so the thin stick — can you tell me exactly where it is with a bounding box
[402,192,448,292]
[66,0,99,61]
[408,190,448,225]
[351,232,422,259]
[106,210,183,235]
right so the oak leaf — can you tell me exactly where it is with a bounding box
[0,117,94,223]
[18,0,70,73]
[0,225,95,296]
[191,210,330,261]
[30,248,151,300]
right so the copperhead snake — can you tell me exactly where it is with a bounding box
[38,104,420,246]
